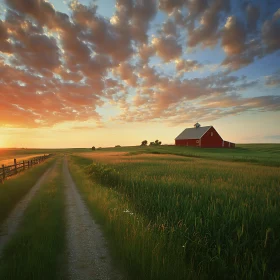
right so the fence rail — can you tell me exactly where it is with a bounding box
[0,154,52,183]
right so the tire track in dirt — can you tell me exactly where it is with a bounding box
[63,157,123,280]
[0,160,57,256]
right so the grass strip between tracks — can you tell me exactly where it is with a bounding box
[0,159,66,280]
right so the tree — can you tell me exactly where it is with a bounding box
[141,140,148,146]
[154,140,162,146]
[150,141,155,146]
[91,146,96,150]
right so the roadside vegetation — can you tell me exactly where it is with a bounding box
[0,157,55,224]
[0,159,66,280]
[69,150,280,280]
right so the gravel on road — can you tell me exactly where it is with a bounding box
[63,157,124,280]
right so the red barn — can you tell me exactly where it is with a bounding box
[175,123,235,148]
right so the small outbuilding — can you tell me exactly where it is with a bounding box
[175,123,235,148]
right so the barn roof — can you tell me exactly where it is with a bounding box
[175,126,212,140]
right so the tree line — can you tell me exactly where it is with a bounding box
[141,140,161,146]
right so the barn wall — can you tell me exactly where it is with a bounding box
[224,141,235,148]
[201,127,223,148]
[175,139,200,147]
[175,126,235,148]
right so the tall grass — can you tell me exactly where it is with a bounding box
[0,159,66,280]
[70,154,280,280]
[0,158,55,224]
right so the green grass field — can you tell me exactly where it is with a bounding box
[69,144,280,279]
[0,144,279,279]
[0,158,66,280]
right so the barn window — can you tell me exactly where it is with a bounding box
[211,132,213,136]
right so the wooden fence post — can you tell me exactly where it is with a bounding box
[23,160,25,170]
[28,161,30,169]
[14,159,17,174]
[2,164,5,181]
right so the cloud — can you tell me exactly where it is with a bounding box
[175,59,202,74]
[0,59,103,127]
[138,65,160,88]
[152,35,182,62]
[265,71,280,87]
[0,20,11,53]
[158,0,185,13]
[116,93,280,125]
[221,37,263,71]
[222,16,246,55]
[187,0,230,48]
[5,0,56,27]
[112,71,271,125]
[113,62,138,87]
[262,10,280,53]
[1,0,280,130]
[161,20,178,36]
[137,43,155,64]
[273,8,280,21]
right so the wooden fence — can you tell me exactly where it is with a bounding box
[0,154,52,183]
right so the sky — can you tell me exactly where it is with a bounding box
[0,0,280,148]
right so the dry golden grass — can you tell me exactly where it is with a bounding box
[78,151,280,177]
[79,151,195,163]
[0,154,46,166]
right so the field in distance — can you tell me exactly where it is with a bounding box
[79,143,280,167]
[1,144,279,167]
[0,148,89,166]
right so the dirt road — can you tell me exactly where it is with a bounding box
[63,157,123,280]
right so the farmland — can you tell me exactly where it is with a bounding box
[0,144,279,279]
[69,144,280,279]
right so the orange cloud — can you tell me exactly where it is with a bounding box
[152,35,182,62]
[222,16,246,55]
[1,0,280,130]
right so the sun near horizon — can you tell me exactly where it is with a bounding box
[0,0,279,148]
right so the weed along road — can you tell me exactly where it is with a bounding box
[63,157,123,280]
[0,161,57,256]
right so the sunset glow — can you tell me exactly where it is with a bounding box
[0,0,279,148]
